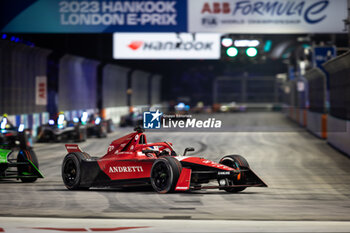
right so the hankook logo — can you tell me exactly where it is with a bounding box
[114,33,221,59]
[128,41,144,50]
[127,40,214,51]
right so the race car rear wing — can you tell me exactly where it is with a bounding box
[65,144,83,153]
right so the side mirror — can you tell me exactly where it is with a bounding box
[183,147,195,156]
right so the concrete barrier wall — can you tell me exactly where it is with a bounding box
[303,68,328,138]
[323,50,350,155]
[131,70,150,106]
[307,110,327,139]
[305,68,327,114]
[151,74,162,105]
[101,64,130,124]
[1,43,164,136]
[7,112,49,137]
[323,50,350,120]
[0,41,50,115]
[102,64,129,108]
[104,106,129,125]
[327,115,350,155]
[299,108,307,127]
[58,55,100,111]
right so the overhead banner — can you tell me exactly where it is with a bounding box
[1,0,187,33]
[113,33,221,59]
[188,0,348,34]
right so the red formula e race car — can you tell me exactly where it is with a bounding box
[61,128,267,193]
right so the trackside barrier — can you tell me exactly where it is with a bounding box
[5,112,49,138]
[305,68,327,139]
[102,64,129,108]
[62,109,96,122]
[281,104,288,115]
[295,108,300,124]
[131,70,150,106]
[307,111,327,139]
[101,64,130,125]
[58,55,100,111]
[150,75,162,105]
[103,106,129,125]
[327,115,349,154]
[285,80,299,124]
[302,109,307,127]
[0,41,51,115]
[102,105,165,126]
[323,50,350,156]
[295,76,308,126]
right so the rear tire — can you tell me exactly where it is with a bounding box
[62,153,89,190]
[17,149,39,183]
[150,156,182,193]
[75,126,87,142]
[97,125,107,138]
[219,155,249,193]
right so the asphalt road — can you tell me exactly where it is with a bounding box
[1,217,350,233]
[1,112,350,221]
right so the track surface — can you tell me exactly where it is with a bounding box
[2,218,350,233]
[1,112,350,221]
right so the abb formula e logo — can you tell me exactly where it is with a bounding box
[200,0,330,24]
[188,0,346,34]
[113,33,221,59]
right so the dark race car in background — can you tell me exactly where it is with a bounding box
[77,112,108,138]
[61,127,267,193]
[37,112,87,142]
[119,108,143,127]
[0,116,43,182]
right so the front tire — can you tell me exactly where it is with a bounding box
[150,156,182,193]
[17,149,39,183]
[219,155,249,193]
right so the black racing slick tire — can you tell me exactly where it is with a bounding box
[74,126,87,142]
[62,153,90,190]
[17,149,39,183]
[150,156,182,193]
[219,154,249,193]
[97,125,107,138]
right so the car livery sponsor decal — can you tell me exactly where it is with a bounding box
[0,149,11,164]
[180,157,233,170]
[175,186,189,190]
[218,171,230,175]
[109,166,144,173]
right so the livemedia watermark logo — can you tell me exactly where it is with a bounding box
[143,110,163,129]
[143,110,222,129]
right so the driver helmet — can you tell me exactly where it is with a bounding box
[144,146,159,157]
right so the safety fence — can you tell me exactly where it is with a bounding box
[0,40,163,136]
[285,50,350,156]
[323,50,350,155]
[0,41,50,115]
[58,55,100,111]
[213,76,281,104]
